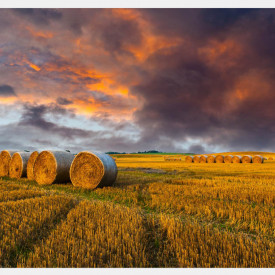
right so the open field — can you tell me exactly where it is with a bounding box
[0,152,275,267]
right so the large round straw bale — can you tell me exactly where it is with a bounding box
[27,151,40,180]
[200,155,207,163]
[185,156,194,163]
[0,150,18,177]
[224,155,233,163]
[70,151,118,189]
[215,155,224,163]
[34,151,75,185]
[193,155,201,163]
[9,152,32,179]
[252,155,264,163]
[241,155,252,163]
[232,155,242,163]
[207,155,216,163]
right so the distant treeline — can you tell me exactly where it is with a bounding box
[106,150,194,155]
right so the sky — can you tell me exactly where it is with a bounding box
[0,8,275,153]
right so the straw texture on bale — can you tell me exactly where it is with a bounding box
[215,155,224,163]
[34,151,75,185]
[70,151,118,190]
[206,155,216,163]
[241,155,252,163]
[9,152,32,179]
[232,155,242,163]
[268,157,273,160]
[200,155,207,163]
[224,155,233,163]
[252,155,264,163]
[185,156,194,163]
[193,155,201,163]
[0,150,17,177]
[27,151,40,180]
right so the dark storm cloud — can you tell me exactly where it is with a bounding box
[56,97,73,105]
[141,9,257,41]
[188,144,206,154]
[19,103,90,139]
[2,8,275,153]
[130,9,275,153]
[13,8,62,25]
[98,15,142,54]
[0,85,16,97]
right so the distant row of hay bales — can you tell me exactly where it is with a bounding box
[0,150,117,189]
[186,154,266,164]
[164,156,182,161]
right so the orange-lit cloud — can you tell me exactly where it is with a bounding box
[26,26,53,39]
[198,39,242,68]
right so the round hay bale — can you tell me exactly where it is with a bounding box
[70,151,118,189]
[193,155,201,163]
[268,157,273,160]
[241,155,252,163]
[34,151,75,185]
[9,152,32,179]
[215,155,224,163]
[232,155,242,163]
[27,151,40,180]
[0,150,18,177]
[206,155,216,163]
[200,155,207,163]
[252,155,264,164]
[185,156,194,163]
[224,155,233,163]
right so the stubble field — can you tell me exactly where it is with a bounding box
[0,152,274,267]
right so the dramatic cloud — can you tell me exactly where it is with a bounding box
[0,8,275,153]
[0,85,16,97]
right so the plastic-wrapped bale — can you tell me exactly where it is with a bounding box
[241,155,252,163]
[224,155,233,163]
[193,155,201,163]
[185,156,194,163]
[0,150,18,177]
[34,151,75,185]
[252,155,264,163]
[215,155,224,163]
[200,155,207,163]
[232,155,242,163]
[27,151,40,180]
[207,155,216,163]
[9,152,32,179]
[70,151,118,189]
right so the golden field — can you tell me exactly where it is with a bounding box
[0,151,275,267]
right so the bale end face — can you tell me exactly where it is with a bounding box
[27,151,39,180]
[252,155,264,164]
[0,150,17,177]
[241,155,252,163]
[70,151,117,190]
[232,155,242,163]
[224,155,233,163]
[206,155,216,163]
[215,155,224,163]
[34,151,57,185]
[193,156,201,163]
[9,153,24,179]
[200,155,207,163]
[185,156,194,163]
